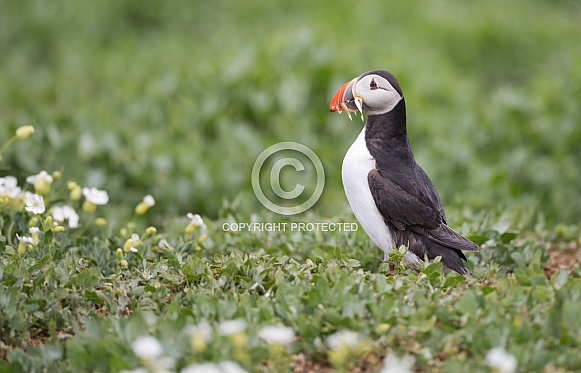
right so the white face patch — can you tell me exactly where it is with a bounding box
[354,74,403,115]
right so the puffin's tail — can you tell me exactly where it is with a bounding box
[394,229,471,275]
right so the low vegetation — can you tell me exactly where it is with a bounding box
[1,1,580,372]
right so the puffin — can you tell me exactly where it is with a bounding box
[330,70,478,275]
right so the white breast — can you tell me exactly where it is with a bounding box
[341,127,423,265]
[342,127,395,257]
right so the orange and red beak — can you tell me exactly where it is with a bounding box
[329,77,364,121]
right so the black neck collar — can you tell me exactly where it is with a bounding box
[364,99,416,171]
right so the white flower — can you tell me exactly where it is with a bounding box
[82,187,109,205]
[16,234,34,244]
[187,213,205,227]
[186,320,213,342]
[143,194,155,207]
[158,239,171,249]
[218,361,248,373]
[120,355,175,373]
[181,363,222,373]
[258,325,295,344]
[27,170,53,195]
[381,352,415,373]
[0,176,22,199]
[24,192,45,214]
[26,170,53,185]
[218,319,247,336]
[486,347,517,373]
[181,361,248,373]
[326,329,362,350]
[29,227,40,234]
[129,233,141,252]
[52,205,80,228]
[131,335,162,360]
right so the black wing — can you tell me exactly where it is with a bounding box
[368,168,478,252]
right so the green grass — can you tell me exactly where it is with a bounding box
[1,195,581,372]
[1,0,581,372]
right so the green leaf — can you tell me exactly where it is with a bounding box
[510,252,526,267]
[41,343,63,364]
[415,315,437,333]
[455,290,479,315]
[443,275,465,288]
[0,361,26,373]
[466,235,488,245]
[514,267,532,286]
[551,270,570,289]
[421,261,444,279]
[531,285,550,302]
[500,232,518,243]
[493,219,511,234]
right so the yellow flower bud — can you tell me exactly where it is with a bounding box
[266,342,286,357]
[120,259,128,268]
[67,181,78,190]
[29,217,39,227]
[374,323,391,334]
[53,226,65,232]
[230,332,248,349]
[120,227,128,237]
[11,197,23,210]
[123,239,133,253]
[233,349,250,365]
[94,217,107,227]
[116,248,123,258]
[18,241,27,254]
[34,177,52,196]
[190,331,207,352]
[145,226,157,236]
[198,234,207,243]
[70,186,82,201]
[134,202,149,215]
[44,216,53,226]
[82,200,96,214]
[15,125,35,139]
[185,222,196,234]
[52,170,61,180]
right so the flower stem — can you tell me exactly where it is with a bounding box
[0,136,18,158]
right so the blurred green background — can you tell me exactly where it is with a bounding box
[1,0,580,225]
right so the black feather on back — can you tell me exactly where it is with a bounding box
[361,74,478,274]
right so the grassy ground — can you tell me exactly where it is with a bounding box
[1,198,581,372]
[1,0,581,372]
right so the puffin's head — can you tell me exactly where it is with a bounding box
[329,70,403,120]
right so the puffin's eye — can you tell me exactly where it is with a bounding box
[369,78,378,90]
